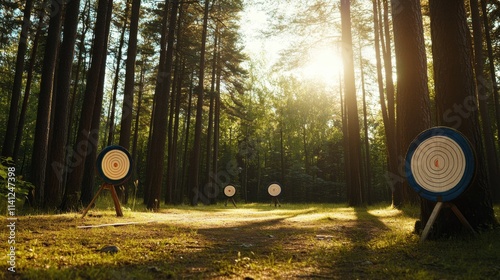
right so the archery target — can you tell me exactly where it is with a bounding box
[268,183,282,197]
[224,185,236,197]
[405,127,475,202]
[96,145,132,185]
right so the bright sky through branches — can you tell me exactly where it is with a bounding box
[239,1,343,88]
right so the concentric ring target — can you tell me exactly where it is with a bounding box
[405,127,475,202]
[224,185,236,197]
[96,145,132,185]
[268,183,282,197]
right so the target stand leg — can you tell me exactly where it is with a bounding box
[273,197,281,208]
[420,202,476,242]
[81,184,123,218]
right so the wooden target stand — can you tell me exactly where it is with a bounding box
[420,201,476,242]
[82,146,133,218]
[223,185,237,208]
[82,184,123,217]
[268,183,282,207]
[405,127,477,242]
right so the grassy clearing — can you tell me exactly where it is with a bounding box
[1,202,499,279]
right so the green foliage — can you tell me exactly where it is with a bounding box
[0,156,32,205]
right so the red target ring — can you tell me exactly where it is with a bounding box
[96,145,132,185]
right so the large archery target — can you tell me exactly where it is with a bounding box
[224,185,236,197]
[405,127,475,202]
[268,183,282,197]
[96,145,132,185]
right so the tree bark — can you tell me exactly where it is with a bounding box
[13,2,46,162]
[470,0,500,201]
[44,0,82,209]
[30,0,63,206]
[119,0,140,150]
[145,0,179,210]
[341,0,364,206]
[2,0,33,158]
[426,0,497,236]
[391,0,431,211]
[107,0,130,146]
[188,0,211,205]
[61,0,112,211]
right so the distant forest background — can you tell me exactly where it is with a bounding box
[1,0,499,215]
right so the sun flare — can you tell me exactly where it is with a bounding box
[300,46,343,85]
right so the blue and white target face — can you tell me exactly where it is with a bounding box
[96,145,132,185]
[405,127,475,202]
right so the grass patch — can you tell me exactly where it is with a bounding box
[1,203,499,279]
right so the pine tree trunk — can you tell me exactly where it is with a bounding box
[13,2,46,162]
[470,0,500,201]
[392,0,431,212]
[341,0,364,206]
[2,0,33,158]
[61,0,113,211]
[117,0,140,203]
[145,0,179,210]
[80,1,113,206]
[188,0,211,206]
[44,0,82,209]
[481,0,500,202]
[107,0,130,146]
[119,0,140,150]
[30,0,63,206]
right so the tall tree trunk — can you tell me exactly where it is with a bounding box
[392,0,432,210]
[427,0,497,236]
[470,0,500,201]
[3,0,33,158]
[181,73,195,203]
[205,30,218,204]
[170,59,185,204]
[143,0,170,207]
[131,61,145,179]
[145,0,179,210]
[61,0,113,211]
[44,0,82,209]
[117,0,140,203]
[372,0,397,204]
[80,0,113,206]
[13,2,46,162]
[341,0,364,206]
[107,0,130,146]
[119,0,140,150]
[165,55,179,204]
[481,0,500,202]
[213,37,222,203]
[30,0,63,206]
[359,46,372,204]
[188,0,211,206]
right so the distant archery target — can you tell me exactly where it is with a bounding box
[405,127,475,202]
[96,145,132,185]
[224,185,236,197]
[268,183,282,197]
